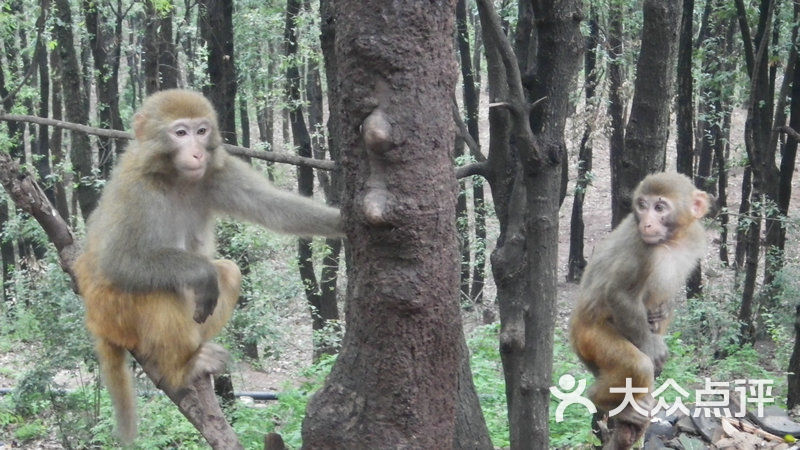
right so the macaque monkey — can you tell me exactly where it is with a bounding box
[569,172,710,449]
[74,89,343,443]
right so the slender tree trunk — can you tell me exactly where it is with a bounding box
[734,167,752,273]
[49,48,70,220]
[0,63,17,301]
[285,0,339,359]
[676,0,694,176]
[613,0,682,226]
[786,43,800,397]
[302,1,463,446]
[567,6,598,283]
[788,304,800,408]
[199,0,237,145]
[776,12,800,266]
[35,37,53,207]
[763,6,799,290]
[84,0,124,178]
[456,0,486,304]
[239,97,251,149]
[477,0,583,447]
[158,5,178,90]
[716,111,732,266]
[608,0,626,228]
[54,0,98,219]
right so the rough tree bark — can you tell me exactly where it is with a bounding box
[301,1,465,447]
[475,0,583,447]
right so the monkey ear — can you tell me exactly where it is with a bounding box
[690,190,710,219]
[133,113,148,140]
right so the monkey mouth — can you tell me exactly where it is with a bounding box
[641,234,666,245]
[180,167,206,181]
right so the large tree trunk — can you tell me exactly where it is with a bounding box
[611,0,682,226]
[301,1,463,447]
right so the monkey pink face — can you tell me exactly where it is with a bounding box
[634,195,674,245]
[168,118,214,181]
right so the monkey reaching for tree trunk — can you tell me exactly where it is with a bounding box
[74,89,343,443]
[569,172,710,449]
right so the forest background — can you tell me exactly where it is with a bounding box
[0,0,799,448]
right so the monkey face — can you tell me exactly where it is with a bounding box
[168,118,215,181]
[634,195,674,245]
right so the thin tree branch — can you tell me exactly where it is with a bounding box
[0,152,79,273]
[0,153,242,448]
[0,113,336,171]
[475,0,540,165]
[779,125,800,142]
[455,161,490,179]
[451,97,485,162]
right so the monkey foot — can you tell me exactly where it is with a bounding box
[188,343,230,382]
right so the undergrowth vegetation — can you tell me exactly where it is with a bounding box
[0,213,797,447]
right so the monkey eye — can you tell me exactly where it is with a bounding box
[175,129,188,137]
[654,202,667,212]
[197,127,207,135]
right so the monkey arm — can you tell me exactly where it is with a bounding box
[605,289,652,349]
[99,247,220,323]
[605,294,668,376]
[209,156,344,237]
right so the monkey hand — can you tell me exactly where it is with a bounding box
[647,309,666,334]
[186,266,221,323]
[646,335,668,376]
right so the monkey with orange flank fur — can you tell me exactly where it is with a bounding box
[570,172,710,449]
[75,90,343,443]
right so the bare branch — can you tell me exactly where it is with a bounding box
[0,113,336,171]
[475,0,540,165]
[455,162,490,179]
[132,352,243,449]
[0,113,131,139]
[451,97,485,162]
[0,152,79,274]
[0,153,242,448]
[779,125,800,143]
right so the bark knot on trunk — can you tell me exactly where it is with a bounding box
[361,107,396,226]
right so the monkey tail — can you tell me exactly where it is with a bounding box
[95,339,137,444]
